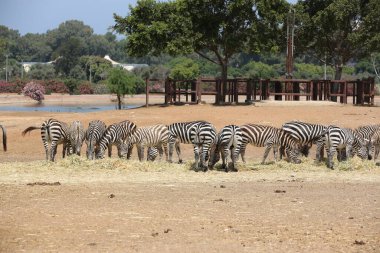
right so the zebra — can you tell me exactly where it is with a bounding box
[85,120,107,160]
[68,120,85,156]
[188,121,217,171]
[0,124,7,152]
[369,129,380,160]
[355,124,380,160]
[95,120,137,159]
[324,126,368,169]
[22,118,70,161]
[278,130,302,164]
[240,124,300,164]
[281,121,327,161]
[121,124,169,162]
[208,125,242,172]
[167,120,206,164]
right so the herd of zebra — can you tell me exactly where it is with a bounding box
[13,118,380,171]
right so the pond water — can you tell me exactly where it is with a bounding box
[0,104,140,113]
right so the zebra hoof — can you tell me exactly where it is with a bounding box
[178,159,183,164]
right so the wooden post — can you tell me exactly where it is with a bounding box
[145,78,149,108]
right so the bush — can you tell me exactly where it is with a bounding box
[22,81,45,102]
[0,79,26,93]
[45,80,69,94]
[92,82,110,94]
[78,82,94,94]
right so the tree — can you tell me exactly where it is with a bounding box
[107,67,143,109]
[113,0,288,103]
[22,81,45,103]
[168,57,199,80]
[295,0,380,80]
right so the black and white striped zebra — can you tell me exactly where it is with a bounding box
[189,121,217,171]
[355,124,380,160]
[240,124,300,164]
[208,125,242,172]
[278,130,302,164]
[0,124,7,152]
[324,126,368,169]
[95,120,137,159]
[85,120,107,160]
[68,120,85,156]
[167,120,205,164]
[121,124,169,161]
[282,121,327,161]
[22,118,70,161]
[369,129,380,160]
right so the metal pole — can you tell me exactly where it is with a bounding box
[21,60,23,79]
[324,54,327,80]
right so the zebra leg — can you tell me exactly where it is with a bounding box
[375,146,379,160]
[239,143,247,163]
[50,141,58,162]
[279,145,285,160]
[157,145,164,161]
[221,146,229,172]
[261,144,273,164]
[175,142,182,163]
[231,146,240,171]
[44,142,49,161]
[193,145,200,171]
[327,147,336,169]
[108,144,112,158]
[201,144,211,172]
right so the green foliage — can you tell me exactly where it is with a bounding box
[242,61,279,79]
[168,57,199,80]
[107,67,143,109]
[64,78,80,94]
[28,64,56,80]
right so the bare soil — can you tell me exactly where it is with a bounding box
[0,94,379,252]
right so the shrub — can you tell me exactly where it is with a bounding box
[92,82,110,94]
[0,79,26,93]
[22,81,45,102]
[45,80,69,94]
[78,82,94,94]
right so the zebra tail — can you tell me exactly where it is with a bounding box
[21,126,41,136]
[0,125,6,151]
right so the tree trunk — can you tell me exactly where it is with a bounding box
[219,61,228,104]
[331,63,343,102]
[117,94,122,110]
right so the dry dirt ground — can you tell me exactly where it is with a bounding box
[0,94,380,252]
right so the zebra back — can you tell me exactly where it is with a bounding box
[129,124,168,147]
[168,121,206,144]
[282,121,327,144]
[97,120,137,157]
[68,120,85,155]
[240,124,280,147]
[86,120,107,159]
[0,124,6,151]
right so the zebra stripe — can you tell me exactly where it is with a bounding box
[0,124,7,151]
[68,120,85,156]
[282,121,327,160]
[85,120,107,160]
[355,124,380,160]
[167,120,206,164]
[370,129,380,160]
[122,124,169,161]
[96,120,137,159]
[22,118,70,161]
[240,124,295,164]
[278,130,301,164]
[324,126,368,169]
[208,125,242,172]
[189,121,217,171]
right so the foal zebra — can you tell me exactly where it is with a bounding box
[240,124,300,164]
[282,121,327,161]
[22,118,70,161]
[208,125,242,172]
[85,120,107,160]
[0,124,7,152]
[121,124,169,161]
[96,120,137,159]
[68,120,85,156]
[324,126,368,169]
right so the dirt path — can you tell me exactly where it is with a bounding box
[0,95,380,252]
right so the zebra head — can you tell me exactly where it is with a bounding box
[207,143,221,169]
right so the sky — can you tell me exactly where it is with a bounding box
[0,0,138,35]
[0,0,298,36]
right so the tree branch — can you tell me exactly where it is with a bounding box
[195,50,219,65]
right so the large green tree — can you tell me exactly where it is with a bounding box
[114,0,288,103]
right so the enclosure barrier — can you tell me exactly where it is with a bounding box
[145,77,376,107]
